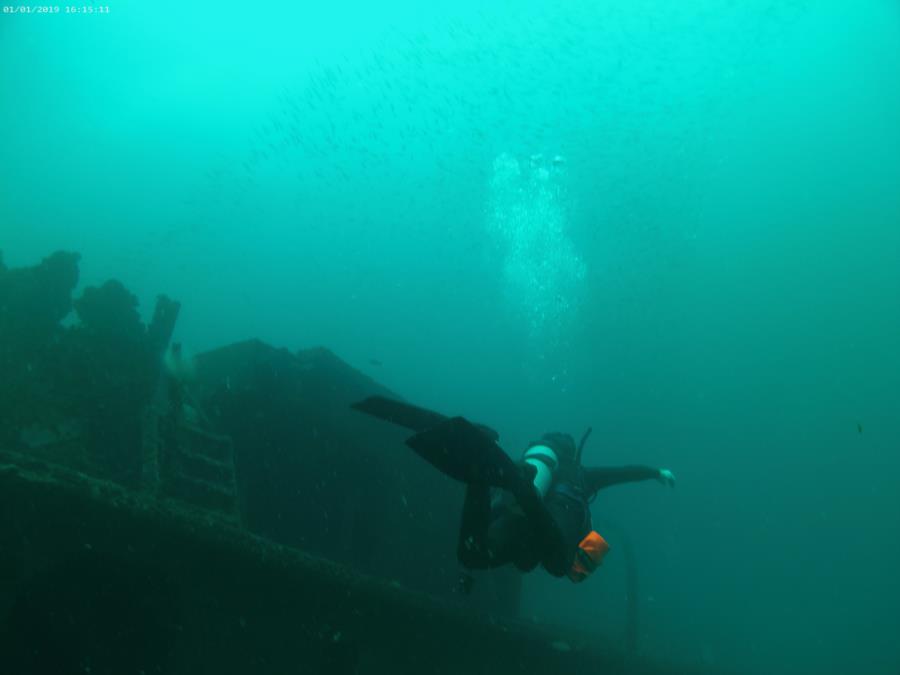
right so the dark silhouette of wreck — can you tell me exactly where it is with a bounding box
[0,250,719,675]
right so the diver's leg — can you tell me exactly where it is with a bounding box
[488,510,540,571]
[458,485,537,570]
[506,466,568,569]
[457,483,492,569]
[456,461,566,573]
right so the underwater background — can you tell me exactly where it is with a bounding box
[2,1,899,673]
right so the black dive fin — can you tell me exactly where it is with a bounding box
[405,417,519,490]
[351,395,500,441]
[352,395,447,432]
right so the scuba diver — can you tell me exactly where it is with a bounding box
[352,396,675,584]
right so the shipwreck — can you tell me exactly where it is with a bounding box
[0,251,717,675]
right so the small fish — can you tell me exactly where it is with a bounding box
[368,359,382,367]
[857,422,863,434]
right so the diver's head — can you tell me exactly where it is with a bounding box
[539,432,578,464]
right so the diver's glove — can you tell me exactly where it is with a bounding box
[656,468,676,487]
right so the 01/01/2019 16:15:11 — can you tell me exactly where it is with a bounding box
[2,5,110,13]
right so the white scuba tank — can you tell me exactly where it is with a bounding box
[523,444,559,498]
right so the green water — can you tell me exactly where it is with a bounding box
[2,1,899,673]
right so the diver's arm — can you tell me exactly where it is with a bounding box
[584,466,675,494]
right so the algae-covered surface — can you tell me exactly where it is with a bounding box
[0,447,709,675]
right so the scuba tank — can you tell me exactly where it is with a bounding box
[522,444,559,498]
[522,429,580,498]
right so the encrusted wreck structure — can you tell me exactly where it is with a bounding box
[0,251,716,675]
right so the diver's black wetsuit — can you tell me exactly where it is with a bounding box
[349,396,663,579]
[457,434,659,578]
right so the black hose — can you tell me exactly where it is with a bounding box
[596,518,639,654]
[575,426,592,465]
